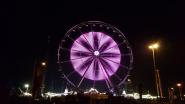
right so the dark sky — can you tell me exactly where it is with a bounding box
[1,0,185,96]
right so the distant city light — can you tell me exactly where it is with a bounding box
[125,93,157,99]
[45,92,62,97]
[177,83,182,87]
[127,78,131,82]
[41,62,46,66]
[23,92,32,96]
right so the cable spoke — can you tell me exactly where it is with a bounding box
[100,53,120,58]
[72,51,92,57]
[101,41,125,52]
[99,58,121,81]
[104,78,111,90]
[77,60,93,87]
[78,28,94,51]
[77,57,94,71]
[100,53,132,59]
[61,56,91,64]
[99,60,113,88]
[93,32,99,50]
[66,70,76,78]
[93,58,99,78]
[67,35,93,52]
[61,47,92,55]
[98,32,103,49]
[63,74,76,87]
[117,73,129,87]
[99,41,112,52]
[102,57,129,70]
[98,61,111,89]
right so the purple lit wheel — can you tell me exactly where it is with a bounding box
[70,32,121,80]
[58,21,133,92]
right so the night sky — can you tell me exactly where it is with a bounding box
[1,0,185,97]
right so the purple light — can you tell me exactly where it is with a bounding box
[70,32,121,80]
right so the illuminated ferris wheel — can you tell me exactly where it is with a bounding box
[57,21,133,93]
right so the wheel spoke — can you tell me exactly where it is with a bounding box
[77,59,93,87]
[100,58,122,81]
[99,41,112,52]
[101,41,125,52]
[78,28,94,51]
[72,51,92,57]
[66,70,76,78]
[104,78,111,90]
[98,32,103,49]
[100,53,132,59]
[93,32,99,50]
[102,57,129,70]
[99,60,113,88]
[117,73,129,87]
[99,57,122,81]
[100,53,120,58]
[77,57,94,71]
[61,47,92,54]
[61,56,91,64]
[67,35,93,52]
[63,74,76,87]
[98,61,111,89]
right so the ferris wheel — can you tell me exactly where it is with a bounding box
[57,21,133,93]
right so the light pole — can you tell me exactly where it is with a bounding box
[24,84,29,93]
[41,62,46,96]
[32,61,47,99]
[148,43,163,98]
[177,83,183,100]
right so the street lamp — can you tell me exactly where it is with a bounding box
[41,62,46,66]
[148,43,163,98]
[41,62,47,95]
[177,83,183,100]
[24,84,29,93]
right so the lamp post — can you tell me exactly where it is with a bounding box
[41,62,46,96]
[24,84,29,93]
[177,83,183,100]
[148,43,163,98]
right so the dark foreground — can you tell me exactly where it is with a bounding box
[9,95,185,104]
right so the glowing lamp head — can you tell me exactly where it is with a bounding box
[153,44,159,48]
[177,83,182,87]
[24,84,29,88]
[149,45,153,49]
[148,43,159,49]
[41,62,46,66]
